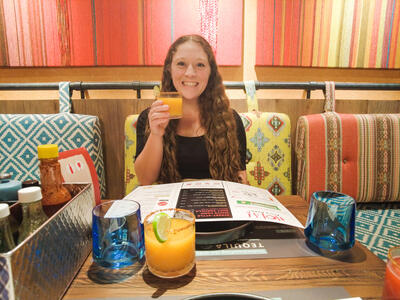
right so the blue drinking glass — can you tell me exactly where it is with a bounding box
[304,191,356,252]
[92,200,145,269]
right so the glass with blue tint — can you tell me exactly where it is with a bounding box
[92,200,145,269]
[304,191,355,252]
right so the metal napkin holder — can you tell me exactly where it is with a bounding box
[0,183,94,300]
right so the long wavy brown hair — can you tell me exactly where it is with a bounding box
[148,34,242,183]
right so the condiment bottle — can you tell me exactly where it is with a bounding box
[37,144,71,208]
[0,203,16,252]
[17,187,48,244]
[22,179,40,188]
[0,173,22,201]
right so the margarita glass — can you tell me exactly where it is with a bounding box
[144,208,195,278]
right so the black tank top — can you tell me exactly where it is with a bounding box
[135,108,246,179]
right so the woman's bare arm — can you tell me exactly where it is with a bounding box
[134,101,170,185]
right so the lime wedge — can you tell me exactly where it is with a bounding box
[152,212,171,243]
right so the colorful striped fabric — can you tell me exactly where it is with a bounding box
[0,0,242,67]
[143,0,242,66]
[256,0,400,68]
[296,112,400,203]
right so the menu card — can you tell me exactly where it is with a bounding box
[124,180,304,229]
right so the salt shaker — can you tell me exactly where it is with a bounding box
[0,203,16,252]
[17,187,48,244]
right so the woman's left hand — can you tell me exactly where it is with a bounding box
[238,170,249,185]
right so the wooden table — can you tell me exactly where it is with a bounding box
[63,195,386,299]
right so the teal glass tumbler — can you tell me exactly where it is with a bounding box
[92,200,145,269]
[304,191,356,252]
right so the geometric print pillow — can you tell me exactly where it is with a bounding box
[0,113,106,198]
[240,111,292,195]
[242,80,291,195]
[0,82,106,198]
[124,114,139,195]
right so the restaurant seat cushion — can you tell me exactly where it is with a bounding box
[0,82,106,198]
[240,111,291,195]
[124,111,292,196]
[0,113,106,198]
[296,112,400,203]
[295,111,400,261]
[124,114,140,194]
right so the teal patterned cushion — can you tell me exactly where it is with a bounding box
[0,82,106,198]
[356,203,400,261]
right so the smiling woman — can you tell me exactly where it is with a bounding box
[134,34,247,187]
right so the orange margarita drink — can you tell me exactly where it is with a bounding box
[144,208,195,278]
[158,92,182,119]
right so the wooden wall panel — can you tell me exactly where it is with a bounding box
[72,99,138,198]
[2,98,400,198]
[1,99,59,113]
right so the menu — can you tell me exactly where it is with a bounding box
[124,180,304,229]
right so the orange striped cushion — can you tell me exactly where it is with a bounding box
[296,112,400,203]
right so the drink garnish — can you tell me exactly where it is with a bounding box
[152,212,171,243]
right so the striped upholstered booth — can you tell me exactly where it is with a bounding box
[295,82,400,261]
[296,112,400,204]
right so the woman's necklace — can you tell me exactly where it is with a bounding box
[178,103,205,137]
[177,119,205,137]
[192,125,205,137]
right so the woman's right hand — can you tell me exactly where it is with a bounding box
[148,100,170,136]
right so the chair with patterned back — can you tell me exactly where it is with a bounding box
[124,114,140,195]
[0,82,106,198]
[124,81,292,196]
[240,81,292,195]
[295,81,400,260]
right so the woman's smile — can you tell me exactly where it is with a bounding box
[182,81,198,86]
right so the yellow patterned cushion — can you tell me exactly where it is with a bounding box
[124,114,139,195]
[240,112,291,195]
[124,112,292,196]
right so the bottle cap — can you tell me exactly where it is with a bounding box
[22,179,40,188]
[18,186,42,203]
[37,144,59,159]
[0,203,11,218]
[0,173,12,180]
